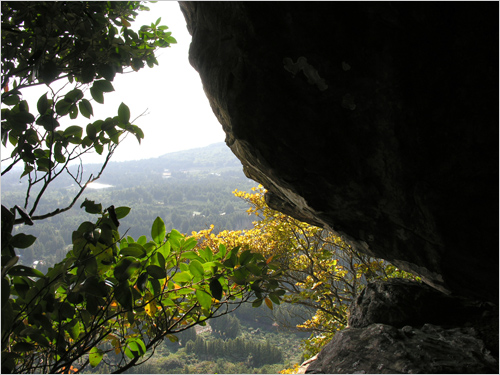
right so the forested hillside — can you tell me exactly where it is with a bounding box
[2,143,257,271]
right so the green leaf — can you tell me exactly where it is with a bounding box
[239,249,253,266]
[146,265,166,279]
[218,243,227,258]
[69,104,78,119]
[157,242,171,259]
[130,125,144,144]
[269,292,281,305]
[93,79,114,93]
[209,278,223,300]
[66,319,81,340]
[54,143,66,163]
[90,87,104,104]
[172,271,193,283]
[188,259,204,278]
[79,99,93,119]
[252,298,263,308]
[180,251,204,263]
[118,102,130,124]
[97,64,116,81]
[55,99,72,116]
[245,263,263,276]
[200,246,213,262]
[12,111,35,125]
[89,347,104,367]
[94,142,103,155]
[137,235,147,246]
[13,342,35,352]
[182,237,198,252]
[2,277,11,306]
[195,289,212,310]
[8,265,44,278]
[168,229,183,249]
[166,36,177,44]
[63,125,83,138]
[115,283,133,310]
[136,272,148,293]
[125,338,146,359]
[151,217,166,245]
[36,114,59,131]
[66,88,84,102]
[10,233,36,248]
[114,206,131,219]
[120,243,146,258]
[3,93,20,106]
[81,199,102,214]
[37,93,49,115]
[114,257,140,282]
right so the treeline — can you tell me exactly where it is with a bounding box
[185,336,283,368]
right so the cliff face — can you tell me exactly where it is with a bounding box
[179,1,498,371]
[180,1,498,303]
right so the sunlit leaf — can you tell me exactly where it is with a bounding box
[89,347,104,368]
[188,259,204,278]
[151,217,166,245]
[172,271,193,283]
[114,206,131,219]
[124,338,146,359]
[168,229,183,249]
[195,289,211,310]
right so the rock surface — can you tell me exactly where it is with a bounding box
[305,280,498,373]
[348,278,487,329]
[305,323,498,374]
[179,2,499,303]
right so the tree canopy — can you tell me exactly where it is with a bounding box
[193,185,420,359]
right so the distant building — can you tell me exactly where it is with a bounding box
[162,169,172,179]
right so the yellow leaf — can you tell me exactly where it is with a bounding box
[145,301,157,317]
[264,297,273,310]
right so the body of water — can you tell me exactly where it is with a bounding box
[86,182,114,189]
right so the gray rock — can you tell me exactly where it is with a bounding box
[305,323,498,374]
[348,279,486,329]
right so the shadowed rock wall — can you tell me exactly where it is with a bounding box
[179,2,498,302]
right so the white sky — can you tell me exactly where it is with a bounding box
[1,1,226,165]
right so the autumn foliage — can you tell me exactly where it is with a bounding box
[193,185,419,360]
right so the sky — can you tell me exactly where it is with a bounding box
[1,1,226,165]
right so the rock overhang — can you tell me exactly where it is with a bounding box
[179,1,499,303]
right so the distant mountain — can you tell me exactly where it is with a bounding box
[1,142,248,192]
[156,142,244,172]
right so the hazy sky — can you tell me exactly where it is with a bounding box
[1,1,226,165]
